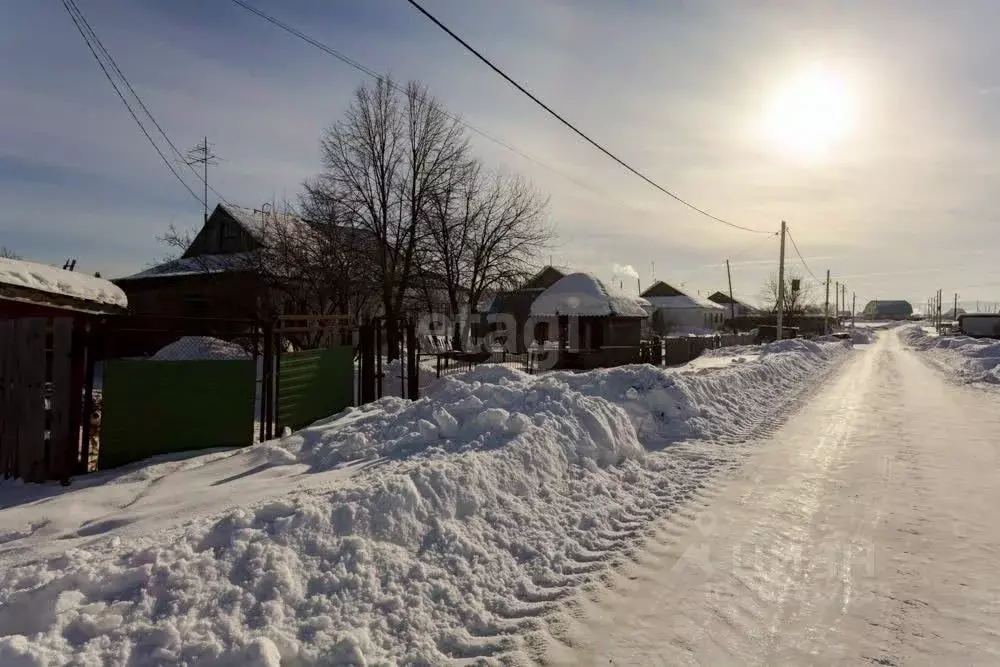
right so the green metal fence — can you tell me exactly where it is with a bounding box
[277,346,355,432]
[99,359,257,470]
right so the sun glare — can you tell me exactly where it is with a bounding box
[761,64,858,161]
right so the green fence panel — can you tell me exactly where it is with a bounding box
[278,347,355,432]
[99,359,257,470]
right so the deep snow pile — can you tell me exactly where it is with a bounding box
[901,326,1000,384]
[0,339,852,666]
[152,336,251,361]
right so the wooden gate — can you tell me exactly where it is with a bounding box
[0,318,78,483]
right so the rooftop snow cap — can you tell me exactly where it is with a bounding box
[530,272,650,317]
[0,257,127,309]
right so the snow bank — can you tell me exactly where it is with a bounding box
[0,340,852,666]
[0,258,126,309]
[152,336,251,361]
[901,326,1000,384]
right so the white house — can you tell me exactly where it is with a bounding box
[640,281,725,334]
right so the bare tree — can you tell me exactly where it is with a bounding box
[156,205,376,332]
[155,224,195,262]
[422,161,552,347]
[302,78,470,359]
[0,246,21,260]
[251,203,377,327]
[758,271,816,319]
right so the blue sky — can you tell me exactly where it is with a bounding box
[3,0,1000,309]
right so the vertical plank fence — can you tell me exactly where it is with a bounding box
[0,318,77,482]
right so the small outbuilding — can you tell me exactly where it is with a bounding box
[641,281,725,334]
[529,272,650,369]
[0,258,127,483]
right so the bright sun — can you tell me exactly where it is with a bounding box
[761,65,858,161]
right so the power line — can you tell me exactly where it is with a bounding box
[60,0,204,207]
[405,0,771,235]
[785,226,823,284]
[227,0,649,216]
[65,0,231,208]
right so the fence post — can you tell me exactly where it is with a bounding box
[67,318,86,477]
[406,324,418,400]
[359,324,375,404]
[375,323,383,400]
[260,322,273,442]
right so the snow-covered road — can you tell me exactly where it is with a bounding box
[551,330,1000,666]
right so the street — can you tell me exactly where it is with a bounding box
[549,331,1000,666]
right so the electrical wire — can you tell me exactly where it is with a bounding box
[227,0,650,215]
[60,0,204,207]
[405,0,772,235]
[65,0,232,207]
[785,226,824,285]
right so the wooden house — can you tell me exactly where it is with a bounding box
[529,272,650,369]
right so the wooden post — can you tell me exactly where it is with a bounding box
[375,323,383,399]
[80,320,99,474]
[359,324,375,404]
[835,281,840,327]
[50,319,73,484]
[406,324,419,400]
[824,270,831,335]
[726,259,736,332]
[776,221,787,340]
[19,319,47,482]
[0,321,15,479]
[260,322,273,442]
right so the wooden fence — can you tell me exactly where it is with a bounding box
[0,318,79,483]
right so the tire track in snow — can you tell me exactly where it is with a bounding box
[456,347,859,665]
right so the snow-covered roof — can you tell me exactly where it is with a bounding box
[117,252,257,281]
[530,272,650,317]
[645,293,724,311]
[0,258,127,310]
[220,204,312,240]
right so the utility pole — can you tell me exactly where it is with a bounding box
[726,259,736,333]
[835,280,840,328]
[953,292,958,322]
[851,292,856,329]
[824,270,831,335]
[776,221,787,341]
[184,136,219,223]
[936,289,942,333]
[842,284,847,318]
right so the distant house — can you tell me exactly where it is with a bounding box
[484,265,571,352]
[115,204,289,321]
[861,300,913,320]
[707,291,757,319]
[641,281,725,334]
[529,272,650,368]
[116,203,455,325]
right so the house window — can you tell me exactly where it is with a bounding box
[222,220,238,239]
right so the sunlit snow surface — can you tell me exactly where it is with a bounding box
[0,339,853,665]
